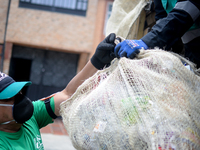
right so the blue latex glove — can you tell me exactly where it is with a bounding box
[114,39,148,59]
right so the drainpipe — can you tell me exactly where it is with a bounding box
[0,0,11,71]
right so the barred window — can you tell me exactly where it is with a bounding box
[19,0,88,16]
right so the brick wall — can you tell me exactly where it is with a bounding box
[6,0,99,53]
[2,0,113,73]
[0,0,9,44]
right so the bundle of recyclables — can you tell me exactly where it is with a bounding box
[60,49,200,150]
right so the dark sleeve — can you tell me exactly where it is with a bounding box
[187,0,200,9]
[154,0,167,21]
[141,0,200,49]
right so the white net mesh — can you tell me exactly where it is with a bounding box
[105,0,147,39]
[60,49,200,150]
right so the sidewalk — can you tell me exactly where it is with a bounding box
[40,118,76,150]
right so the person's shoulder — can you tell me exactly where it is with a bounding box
[39,93,56,101]
[32,93,56,105]
[0,138,6,149]
[0,137,3,142]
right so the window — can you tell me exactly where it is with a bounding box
[19,0,88,16]
[106,2,113,20]
[104,2,113,35]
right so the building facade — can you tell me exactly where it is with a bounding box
[0,0,114,100]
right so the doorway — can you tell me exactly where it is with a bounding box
[9,58,32,95]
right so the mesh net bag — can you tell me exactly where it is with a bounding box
[105,0,147,39]
[60,49,200,150]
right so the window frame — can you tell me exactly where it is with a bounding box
[104,1,113,35]
[19,0,88,17]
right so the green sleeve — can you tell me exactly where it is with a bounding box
[32,97,55,129]
[0,144,7,150]
[0,139,7,150]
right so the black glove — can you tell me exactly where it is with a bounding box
[91,33,116,69]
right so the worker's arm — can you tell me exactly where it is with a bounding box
[141,0,200,49]
[114,0,200,59]
[154,0,167,21]
[53,33,116,116]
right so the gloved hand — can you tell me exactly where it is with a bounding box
[114,39,148,59]
[91,33,116,69]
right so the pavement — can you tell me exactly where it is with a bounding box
[41,133,75,150]
[40,118,76,150]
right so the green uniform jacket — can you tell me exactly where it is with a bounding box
[0,97,55,150]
